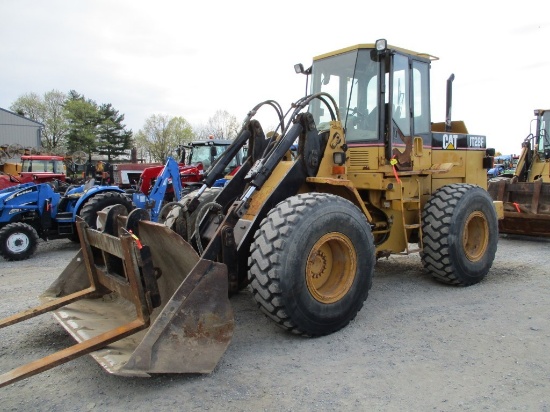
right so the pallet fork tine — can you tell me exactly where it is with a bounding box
[0,221,152,387]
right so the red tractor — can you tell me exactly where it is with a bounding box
[0,155,67,190]
[125,139,244,199]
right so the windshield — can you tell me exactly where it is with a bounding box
[310,49,380,142]
[189,144,240,170]
[538,110,550,155]
[22,159,65,173]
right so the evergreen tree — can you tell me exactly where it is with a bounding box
[64,91,100,159]
[96,103,133,161]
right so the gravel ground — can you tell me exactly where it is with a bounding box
[1,234,549,411]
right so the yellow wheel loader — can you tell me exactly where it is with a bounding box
[0,39,502,387]
[487,109,550,237]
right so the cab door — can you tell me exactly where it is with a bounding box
[387,54,431,169]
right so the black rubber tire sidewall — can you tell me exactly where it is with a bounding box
[422,184,498,286]
[249,193,375,336]
[0,222,39,261]
[79,192,135,229]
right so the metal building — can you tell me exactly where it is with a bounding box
[0,107,43,149]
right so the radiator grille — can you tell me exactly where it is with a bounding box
[348,148,371,171]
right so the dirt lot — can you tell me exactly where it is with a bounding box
[1,234,549,411]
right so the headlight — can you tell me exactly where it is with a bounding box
[333,152,346,165]
[375,39,387,52]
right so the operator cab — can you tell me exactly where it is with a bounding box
[307,39,435,166]
[22,156,66,174]
[186,139,244,173]
[535,109,550,160]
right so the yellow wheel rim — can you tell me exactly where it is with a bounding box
[305,232,357,304]
[463,211,489,262]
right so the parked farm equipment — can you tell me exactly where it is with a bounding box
[487,109,550,237]
[0,180,133,260]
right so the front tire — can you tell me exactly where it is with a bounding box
[0,222,39,261]
[421,184,498,286]
[248,193,375,336]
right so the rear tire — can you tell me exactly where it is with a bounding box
[248,193,375,336]
[0,222,39,261]
[79,192,134,229]
[421,184,498,286]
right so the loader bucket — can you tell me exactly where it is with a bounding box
[488,179,550,237]
[0,218,234,387]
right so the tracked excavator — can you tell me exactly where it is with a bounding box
[0,39,503,387]
[487,109,550,237]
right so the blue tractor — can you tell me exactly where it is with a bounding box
[128,156,229,223]
[125,157,185,222]
[0,156,232,261]
[0,180,134,261]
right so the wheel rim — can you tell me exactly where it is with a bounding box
[463,211,489,262]
[7,232,30,253]
[305,232,357,304]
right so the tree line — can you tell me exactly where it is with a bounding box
[9,89,240,162]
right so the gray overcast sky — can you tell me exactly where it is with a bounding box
[1,0,549,155]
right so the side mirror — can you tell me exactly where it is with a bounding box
[294,64,311,75]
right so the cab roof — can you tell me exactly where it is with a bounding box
[313,43,438,62]
[188,139,231,146]
[22,155,65,160]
